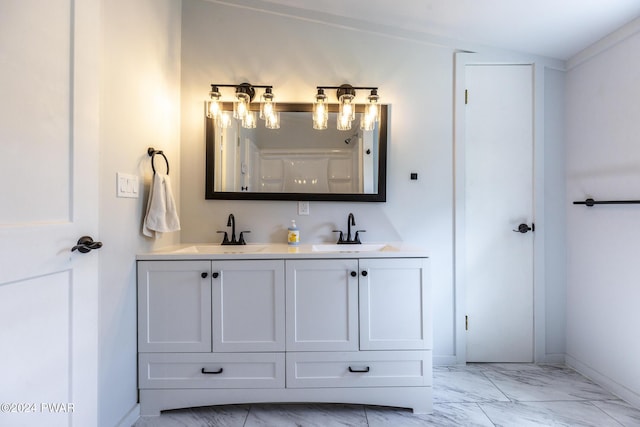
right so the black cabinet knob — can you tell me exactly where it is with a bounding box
[350,271,357,277]
[201,272,208,279]
[361,271,368,277]
[212,272,219,279]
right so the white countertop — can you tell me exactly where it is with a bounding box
[137,242,429,261]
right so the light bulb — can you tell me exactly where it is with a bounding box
[233,92,250,120]
[206,87,221,119]
[242,111,257,129]
[313,89,328,130]
[260,88,276,120]
[218,112,231,129]
[265,112,280,129]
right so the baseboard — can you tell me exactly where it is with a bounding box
[116,403,141,427]
[539,353,565,365]
[566,355,640,409]
[433,355,459,366]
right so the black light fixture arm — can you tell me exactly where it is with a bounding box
[317,84,378,99]
[209,83,273,102]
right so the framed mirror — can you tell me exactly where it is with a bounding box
[205,103,387,201]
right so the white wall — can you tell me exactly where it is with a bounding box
[179,0,567,363]
[544,67,567,359]
[565,21,640,407]
[100,1,181,425]
[180,0,456,360]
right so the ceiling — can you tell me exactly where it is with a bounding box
[225,0,640,60]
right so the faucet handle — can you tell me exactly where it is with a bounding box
[354,230,366,244]
[217,230,229,244]
[332,230,344,243]
[238,231,250,245]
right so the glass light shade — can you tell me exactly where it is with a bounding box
[242,111,257,129]
[265,112,280,129]
[260,90,276,120]
[338,94,356,123]
[233,92,251,120]
[337,112,352,130]
[312,90,329,130]
[360,112,376,131]
[217,112,232,129]
[365,101,380,123]
[206,93,222,119]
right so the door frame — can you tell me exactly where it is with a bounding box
[454,52,547,364]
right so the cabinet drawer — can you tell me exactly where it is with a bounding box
[139,352,285,389]
[286,351,432,388]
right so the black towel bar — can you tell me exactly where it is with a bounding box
[147,147,169,175]
[573,198,640,206]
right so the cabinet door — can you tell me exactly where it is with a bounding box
[138,261,212,352]
[212,260,285,352]
[359,258,430,350]
[286,259,359,351]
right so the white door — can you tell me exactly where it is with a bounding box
[359,258,430,350]
[285,259,359,352]
[138,261,213,353]
[464,64,534,362]
[0,1,100,426]
[212,260,285,352]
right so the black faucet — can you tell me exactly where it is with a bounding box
[334,212,365,244]
[217,213,250,245]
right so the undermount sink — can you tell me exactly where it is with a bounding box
[173,245,268,254]
[311,243,393,253]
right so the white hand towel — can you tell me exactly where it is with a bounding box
[143,173,180,238]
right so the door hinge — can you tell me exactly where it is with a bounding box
[464,89,468,104]
[465,315,469,330]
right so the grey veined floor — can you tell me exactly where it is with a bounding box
[134,364,640,426]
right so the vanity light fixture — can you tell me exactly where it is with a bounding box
[312,88,329,130]
[314,84,380,131]
[206,83,276,129]
[362,89,380,131]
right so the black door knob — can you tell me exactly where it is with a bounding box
[513,223,533,233]
[71,236,103,253]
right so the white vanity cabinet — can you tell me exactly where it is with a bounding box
[285,259,359,351]
[359,258,431,350]
[211,260,285,352]
[137,248,431,416]
[137,260,287,400]
[137,260,212,353]
[285,257,431,394]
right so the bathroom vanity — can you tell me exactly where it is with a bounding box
[136,243,431,415]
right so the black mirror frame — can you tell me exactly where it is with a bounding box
[205,103,387,202]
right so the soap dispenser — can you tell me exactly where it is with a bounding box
[288,220,300,246]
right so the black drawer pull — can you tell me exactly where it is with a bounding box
[348,366,370,373]
[201,367,223,374]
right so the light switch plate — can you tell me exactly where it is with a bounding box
[117,172,139,198]
[298,201,310,215]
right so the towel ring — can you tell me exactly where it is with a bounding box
[147,147,169,175]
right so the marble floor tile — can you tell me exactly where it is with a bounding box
[134,404,250,427]
[132,364,640,426]
[592,400,640,426]
[243,403,368,427]
[365,403,495,427]
[483,364,618,402]
[480,400,624,427]
[433,368,510,404]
